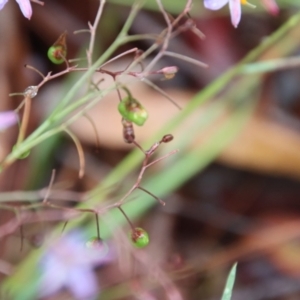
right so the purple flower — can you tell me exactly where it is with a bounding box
[204,0,279,28]
[38,231,114,300]
[0,0,32,19]
[204,0,243,28]
[0,111,18,131]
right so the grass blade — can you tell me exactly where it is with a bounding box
[221,263,238,300]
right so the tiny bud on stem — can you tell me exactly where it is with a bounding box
[161,134,174,143]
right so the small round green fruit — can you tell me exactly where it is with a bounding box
[129,227,150,248]
[47,45,66,64]
[118,97,148,126]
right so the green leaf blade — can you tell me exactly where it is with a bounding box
[221,263,238,300]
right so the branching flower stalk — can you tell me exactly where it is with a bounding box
[114,135,178,207]
[0,135,175,297]
[1,2,141,168]
[0,2,202,270]
[0,0,202,260]
[0,1,211,298]
[0,134,177,238]
[0,1,298,299]
[86,0,106,68]
[0,0,205,173]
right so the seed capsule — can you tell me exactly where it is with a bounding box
[118,96,148,126]
[129,227,150,248]
[47,46,66,64]
[47,31,67,64]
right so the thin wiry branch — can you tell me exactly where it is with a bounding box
[142,77,182,110]
[164,51,208,69]
[87,0,107,68]
[63,128,86,178]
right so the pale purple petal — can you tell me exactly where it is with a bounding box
[204,0,229,10]
[0,111,18,131]
[0,0,8,10]
[53,231,112,266]
[15,0,32,19]
[229,0,241,28]
[38,254,68,297]
[67,267,99,300]
[38,231,114,299]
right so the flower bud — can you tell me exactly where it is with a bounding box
[161,134,173,143]
[161,66,178,80]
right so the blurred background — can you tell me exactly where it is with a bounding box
[1,0,300,299]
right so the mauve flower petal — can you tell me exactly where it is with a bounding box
[229,0,241,27]
[38,231,114,299]
[204,0,229,10]
[39,254,68,297]
[86,242,114,265]
[15,0,32,19]
[67,267,99,300]
[0,0,8,10]
[53,231,114,267]
[0,111,18,131]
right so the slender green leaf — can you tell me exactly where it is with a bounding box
[221,263,238,300]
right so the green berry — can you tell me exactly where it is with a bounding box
[129,227,149,248]
[118,97,148,126]
[47,31,67,64]
[47,45,66,64]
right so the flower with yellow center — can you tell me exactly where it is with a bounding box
[204,0,256,28]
